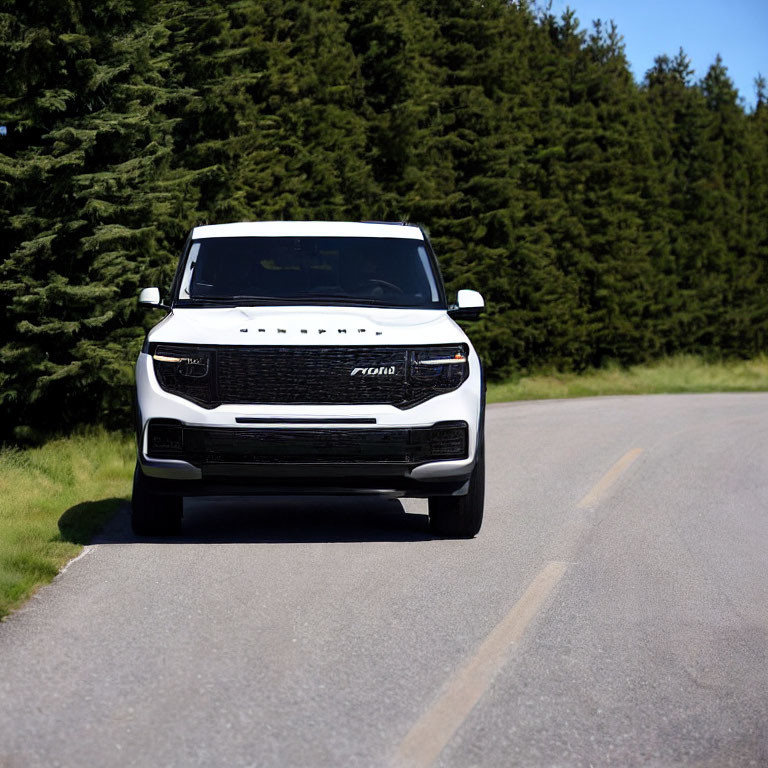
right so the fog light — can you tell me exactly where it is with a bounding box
[147,420,183,458]
[409,421,468,462]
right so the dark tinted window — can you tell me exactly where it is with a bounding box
[178,237,443,308]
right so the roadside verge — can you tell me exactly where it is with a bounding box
[0,430,133,619]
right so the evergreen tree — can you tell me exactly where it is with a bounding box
[0,0,195,440]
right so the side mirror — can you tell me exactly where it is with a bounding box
[138,287,165,309]
[448,289,485,321]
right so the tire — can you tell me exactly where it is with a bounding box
[428,441,485,538]
[131,463,183,537]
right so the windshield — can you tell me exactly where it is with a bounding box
[174,236,444,309]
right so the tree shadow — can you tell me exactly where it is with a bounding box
[63,495,435,545]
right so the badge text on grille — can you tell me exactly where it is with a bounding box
[350,366,397,376]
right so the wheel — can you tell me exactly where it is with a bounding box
[131,463,183,536]
[429,441,485,538]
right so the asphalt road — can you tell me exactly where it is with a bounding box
[1,394,767,767]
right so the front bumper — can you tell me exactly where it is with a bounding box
[137,422,476,496]
[135,347,483,497]
[138,462,473,498]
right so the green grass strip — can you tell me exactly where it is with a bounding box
[0,430,134,619]
[487,354,768,403]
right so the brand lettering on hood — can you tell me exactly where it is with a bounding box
[350,366,397,376]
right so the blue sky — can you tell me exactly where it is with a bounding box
[547,0,767,109]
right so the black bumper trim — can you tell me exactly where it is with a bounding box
[147,420,469,466]
[141,466,472,498]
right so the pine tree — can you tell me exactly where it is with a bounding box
[0,0,196,441]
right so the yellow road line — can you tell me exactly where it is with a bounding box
[577,447,643,509]
[392,561,568,768]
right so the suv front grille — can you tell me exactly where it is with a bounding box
[217,346,407,405]
[150,344,468,409]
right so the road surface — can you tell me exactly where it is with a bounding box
[1,394,767,767]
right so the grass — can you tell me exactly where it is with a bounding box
[0,430,134,619]
[487,354,768,403]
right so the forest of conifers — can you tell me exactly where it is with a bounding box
[1,1,767,442]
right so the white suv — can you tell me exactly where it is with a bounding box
[134,221,485,537]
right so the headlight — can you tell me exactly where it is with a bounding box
[152,350,210,378]
[150,344,216,407]
[409,345,469,391]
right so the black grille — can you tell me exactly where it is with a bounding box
[147,421,468,465]
[151,344,468,409]
[217,346,408,405]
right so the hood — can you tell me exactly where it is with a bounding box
[147,306,467,347]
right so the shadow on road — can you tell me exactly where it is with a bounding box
[75,495,434,545]
[58,497,127,545]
